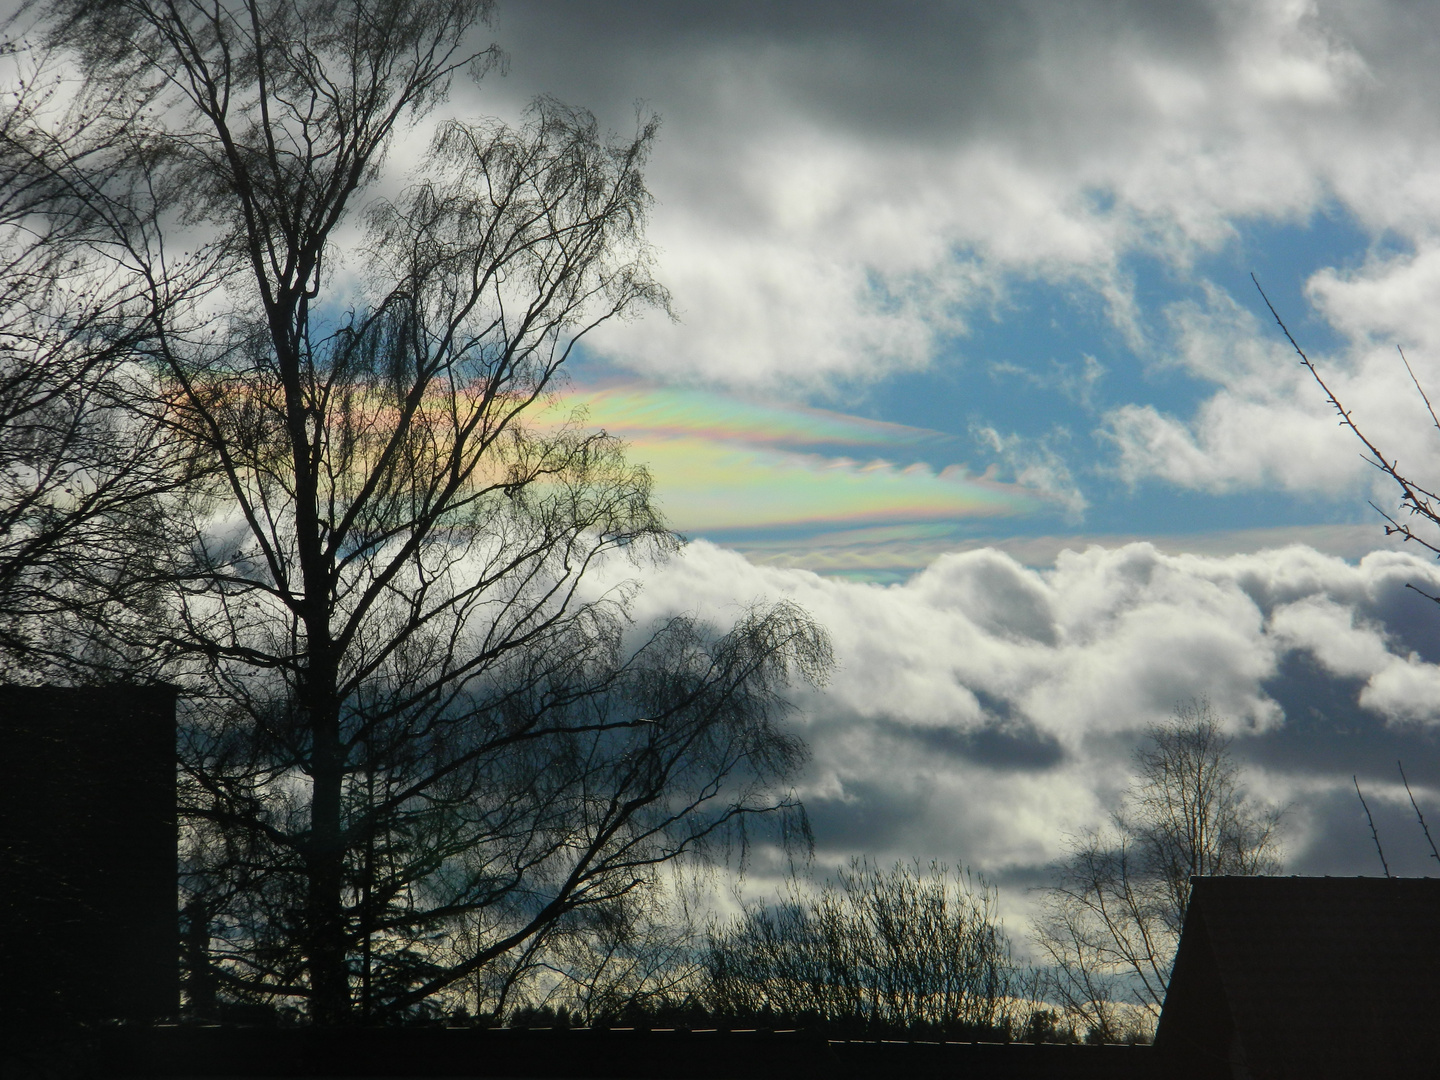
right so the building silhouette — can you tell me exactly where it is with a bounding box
[0,684,178,1030]
[1156,875,1440,1078]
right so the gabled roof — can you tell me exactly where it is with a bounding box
[1154,876,1440,1079]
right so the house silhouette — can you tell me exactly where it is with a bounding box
[1155,875,1440,1079]
[0,685,178,1030]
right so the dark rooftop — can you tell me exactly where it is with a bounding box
[1155,875,1440,1079]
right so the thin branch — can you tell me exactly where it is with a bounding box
[1398,760,1440,866]
[1398,346,1440,437]
[1353,776,1391,878]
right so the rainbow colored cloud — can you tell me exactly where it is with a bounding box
[551,381,1043,538]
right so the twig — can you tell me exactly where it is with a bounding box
[1253,275,1440,567]
[1398,760,1440,866]
[1398,347,1440,436]
[1354,776,1391,878]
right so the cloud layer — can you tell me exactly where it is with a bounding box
[544,382,1043,535]
[597,539,1440,932]
[469,5,1440,931]
[472,0,1440,520]
[485,3,1434,370]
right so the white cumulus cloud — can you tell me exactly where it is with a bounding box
[477,0,1440,397]
[584,538,1440,929]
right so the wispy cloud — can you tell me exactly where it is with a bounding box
[548,381,1048,535]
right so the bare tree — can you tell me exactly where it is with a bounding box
[31,0,831,1025]
[1254,278,1440,579]
[0,37,198,674]
[445,867,709,1025]
[1035,701,1282,1039]
[1398,761,1440,866]
[704,859,1026,1037]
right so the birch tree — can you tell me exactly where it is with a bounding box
[33,0,829,1024]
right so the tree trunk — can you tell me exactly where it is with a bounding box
[306,687,350,1024]
[300,541,348,1024]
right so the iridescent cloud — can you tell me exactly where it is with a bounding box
[567,383,951,451]
[545,381,1044,536]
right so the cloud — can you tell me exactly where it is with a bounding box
[541,381,1047,534]
[1308,246,1440,349]
[443,5,1440,918]
[592,539,1440,929]
[564,382,953,451]
[1100,284,1440,503]
[716,521,1411,582]
[971,424,1089,521]
[442,0,1440,524]
[471,0,1440,395]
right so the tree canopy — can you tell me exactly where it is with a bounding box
[4,0,831,1025]
[1035,701,1282,1040]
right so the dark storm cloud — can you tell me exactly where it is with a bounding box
[1351,577,1440,666]
[487,1,1227,140]
[1285,781,1440,879]
[885,718,1066,771]
[1248,650,1440,786]
[879,697,1068,771]
[804,777,932,853]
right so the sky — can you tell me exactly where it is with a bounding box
[456,1,1440,929]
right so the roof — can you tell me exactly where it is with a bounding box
[1154,876,1440,1078]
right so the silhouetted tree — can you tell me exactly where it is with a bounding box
[0,38,197,674]
[28,0,830,1025]
[1035,701,1282,1039]
[446,870,709,1024]
[704,859,1029,1039]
